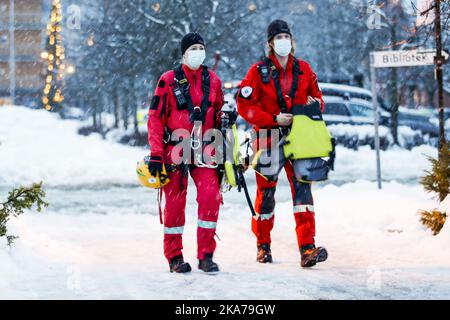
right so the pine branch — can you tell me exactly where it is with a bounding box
[420,143,450,202]
[419,209,447,235]
[0,182,48,246]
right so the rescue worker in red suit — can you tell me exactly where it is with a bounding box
[237,20,328,268]
[147,33,224,273]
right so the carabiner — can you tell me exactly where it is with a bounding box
[191,124,202,150]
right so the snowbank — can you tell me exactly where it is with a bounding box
[0,106,143,187]
[331,144,435,183]
[0,106,438,187]
[0,180,449,299]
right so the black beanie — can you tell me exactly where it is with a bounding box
[181,32,205,55]
[267,20,292,42]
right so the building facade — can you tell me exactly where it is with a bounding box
[0,0,44,106]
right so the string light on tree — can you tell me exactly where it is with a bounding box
[41,0,65,112]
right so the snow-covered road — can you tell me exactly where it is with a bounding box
[1,106,449,299]
[1,180,449,299]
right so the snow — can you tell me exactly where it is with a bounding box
[330,144,435,183]
[0,106,437,186]
[1,105,449,299]
[1,181,449,299]
[0,106,142,187]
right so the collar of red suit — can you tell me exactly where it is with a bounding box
[268,53,295,72]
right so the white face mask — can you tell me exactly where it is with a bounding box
[185,50,206,69]
[273,39,292,57]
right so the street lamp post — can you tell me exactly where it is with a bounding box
[9,0,15,104]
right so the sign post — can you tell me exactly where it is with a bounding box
[370,53,382,190]
[370,48,449,189]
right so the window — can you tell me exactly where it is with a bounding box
[323,103,350,116]
[348,103,373,117]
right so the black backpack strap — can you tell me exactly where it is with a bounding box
[258,57,302,114]
[265,58,288,113]
[289,58,301,100]
[200,66,211,123]
[173,64,211,123]
[173,65,192,112]
[257,62,271,84]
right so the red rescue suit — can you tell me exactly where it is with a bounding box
[148,64,224,261]
[237,54,324,248]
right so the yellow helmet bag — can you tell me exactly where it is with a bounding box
[136,155,170,189]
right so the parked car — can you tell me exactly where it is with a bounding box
[319,82,439,136]
[430,109,450,140]
[322,96,390,126]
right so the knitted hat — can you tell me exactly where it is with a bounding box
[267,20,292,42]
[181,32,205,55]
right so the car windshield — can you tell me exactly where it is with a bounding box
[323,103,349,116]
[348,103,373,117]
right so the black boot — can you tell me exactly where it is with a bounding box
[169,255,192,273]
[256,243,273,263]
[198,253,220,273]
[300,244,328,268]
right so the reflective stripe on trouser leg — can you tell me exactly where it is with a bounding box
[164,226,185,234]
[163,169,188,262]
[198,219,217,229]
[197,215,219,261]
[190,167,221,260]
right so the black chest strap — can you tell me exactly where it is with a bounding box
[173,65,210,123]
[258,57,301,113]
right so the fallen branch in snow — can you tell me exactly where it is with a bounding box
[0,182,48,246]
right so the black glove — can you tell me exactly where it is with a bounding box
[220,110,238,128]
[148,156,163,176]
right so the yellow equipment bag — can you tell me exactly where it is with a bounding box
[283,101,333,160]
[284,101,336,183]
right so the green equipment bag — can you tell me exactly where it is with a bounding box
[283,101,336,183]
[224,124,241,188]
[283,101,333,160]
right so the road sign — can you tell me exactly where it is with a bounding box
[372,49,449,68]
